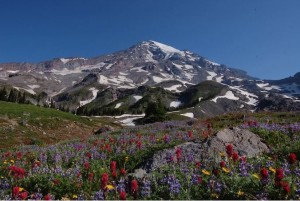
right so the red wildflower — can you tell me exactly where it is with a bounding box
[105,144,112,152]
[131,179,138,193]
[88,172,94,181]
[86,152,92,159]
[288,153,297,164]
[188,131,193,138]
[44,194,51,200]
[120,168,126,176]
[260,168,269,179]
[9,166,25,178]
[196,161,201,168]
[53,179,60,185]
[240,156,247,162]
[16,152,22,160]
[112,171,117,178]
[197,176,203,184]
[212,168,219,176]
[136,141,142,149]
[207,122,212,130]
[220,161,226,168]
[119,191,126,200]
[281,181,290,194]
[101,173,109,189]
[232,152,239,162]
[226,144,233,157]
[84,162,90,170]
[19,192,28,200]
[12,186,20,199]
[110,161,117,173]
[275,168,284,181]
[175,148,182,161]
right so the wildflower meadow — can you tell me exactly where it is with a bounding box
[0,115,300,200]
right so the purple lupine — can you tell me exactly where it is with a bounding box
[238,161,249,177]
[93,190,104,200]
[140,179,151,197]
[116,179,126,193]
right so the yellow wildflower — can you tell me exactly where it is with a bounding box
[237,190,244,197]
[10,160,14,164]
[219,152,225,157]
[125,156,129,162]
[106,184,115,190]
[222,167,230,173]
[202,169,211,175]
[211,193,219,199]
[269,167,276,173]
[0,176,4,179]
[252,173,260,179]
[3,160,7,165]
[72,195,78,199]
[19,187,24,192]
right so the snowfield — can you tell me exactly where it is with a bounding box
[170,101,182,108]
[79,87,99,107]
[211,91,239,102]
[180,112,194,118]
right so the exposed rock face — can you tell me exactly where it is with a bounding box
[207,127,270,157]
[138,127,269,174]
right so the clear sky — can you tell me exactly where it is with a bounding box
[0,0,299,79]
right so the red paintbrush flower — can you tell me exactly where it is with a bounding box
[188,131,193,138]
[260,168,268,179]
[131,179,138,193]
[44,194,51,200]
[12,186,20,199]
[19,192,28,200]
[83,162,90,170]
[119,191,126,200]
[281,181,290,194]
[175,148,182,161]
[88,172,94,181]
[220,161,226,168]
[136,140,142,149]
[226,144,233,157]
[275,168,284,181]
[110,161,117,173]
[120,168,126,176]
[86,152,92,159]
[101,173,109,189]
[196,161,201,168]
[288,153,297,164]
[232,152,239,162]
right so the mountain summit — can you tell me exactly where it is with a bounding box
[0,40,299,117]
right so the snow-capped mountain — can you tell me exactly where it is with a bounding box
[0,40,299,117]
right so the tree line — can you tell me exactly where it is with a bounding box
[0,87,28,104]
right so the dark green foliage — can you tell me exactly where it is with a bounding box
[136,99,170,124]
[0,87,7,101]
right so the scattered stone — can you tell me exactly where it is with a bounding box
[207,127,270,158]
[94,126,114,134]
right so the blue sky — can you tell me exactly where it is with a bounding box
[0,0,299,79]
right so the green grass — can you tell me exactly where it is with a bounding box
[0,101,121,149]
[0,101,87,123]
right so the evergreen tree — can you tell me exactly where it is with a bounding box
[0,87,7,101]
[8,89,17,102]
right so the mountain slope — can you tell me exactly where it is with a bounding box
[0,40,299,118]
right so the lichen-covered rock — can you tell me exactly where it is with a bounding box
[207,127,270,157]
[138,127,269,173]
